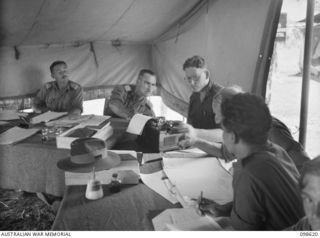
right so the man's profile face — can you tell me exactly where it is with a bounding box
[221,124,235,154]
[137,73,156,97]
[301,174,320,230]
[184,67,209,92]
[51,63,69,85]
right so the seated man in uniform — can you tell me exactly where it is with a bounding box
[104,69,156,120]
[33,61,83,117]
[287,155,320,231]
[202,93,304,230]
[179,85,310,172]
[183,55,223,129]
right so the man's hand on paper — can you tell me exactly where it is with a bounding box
[198,198,233,217]
[178,134,193,149]
[175,123,198,149]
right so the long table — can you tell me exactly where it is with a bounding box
[52,160,181,231]
[0,118,131,196]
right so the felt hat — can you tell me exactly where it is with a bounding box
[57,137,121,173]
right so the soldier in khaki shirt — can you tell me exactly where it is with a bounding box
[104,69,156,120]
[33,61,83,117]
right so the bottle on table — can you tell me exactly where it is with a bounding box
[85,167,104,200]
[109,173,121,193]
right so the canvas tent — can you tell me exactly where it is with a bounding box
[0,0,282,116]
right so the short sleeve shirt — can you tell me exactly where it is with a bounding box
[187,80,223,129]
[104,84,155,118]
[33,80,83,113]
[231,143,304,230]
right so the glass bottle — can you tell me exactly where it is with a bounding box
[109,173,121,193]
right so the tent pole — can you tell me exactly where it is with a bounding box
[299,0,314,147]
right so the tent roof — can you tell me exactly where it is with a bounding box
[0,0,199,47]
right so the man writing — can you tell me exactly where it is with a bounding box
[104,69,156,120]
[201,93,303,230]
[33,61,83,117]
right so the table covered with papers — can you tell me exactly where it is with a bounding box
[52,159,181,231]
[52,151,234,231]
[0,117,130,196]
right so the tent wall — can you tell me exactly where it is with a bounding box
[0,0,281,113]
[152,0,282,116]
[0,42,152,109]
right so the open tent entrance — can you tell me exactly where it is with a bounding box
[267,0,320,158]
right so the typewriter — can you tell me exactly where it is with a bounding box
[136,117,185,153]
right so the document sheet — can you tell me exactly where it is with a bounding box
[0,126,39,145]
[126,114,152,135]
[31,111,67,124]
[140,170,179,204]
[163,156,233,205]
[152,208,222,231]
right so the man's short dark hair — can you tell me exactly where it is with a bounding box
[183,56,206,70]
[299,155,320,189]
[221,93,272,145]
[50,61,67,74]
[138,69,155,78]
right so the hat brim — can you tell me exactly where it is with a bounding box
[57,150,121,173]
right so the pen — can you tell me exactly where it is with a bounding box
[197,191,204,216]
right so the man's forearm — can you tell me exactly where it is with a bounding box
[194,139,223,158]
[195,129,223,143]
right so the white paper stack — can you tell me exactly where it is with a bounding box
[56,122,113,149]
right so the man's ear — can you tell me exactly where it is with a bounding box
[51,73,54,79]
[204,69,210,80]
[231,131,239,144]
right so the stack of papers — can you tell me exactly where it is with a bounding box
[0,126,39,145]
[56,122,113,149]
[46,115,110,128]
